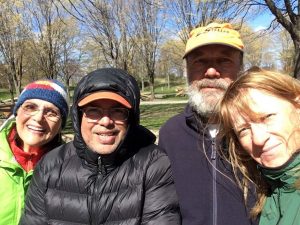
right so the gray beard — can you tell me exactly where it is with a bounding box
[187,79,230,118]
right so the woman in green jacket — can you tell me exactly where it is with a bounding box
[0,79,69,225]
[219,70,300,225]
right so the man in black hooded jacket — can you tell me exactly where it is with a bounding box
[20,68,181,225]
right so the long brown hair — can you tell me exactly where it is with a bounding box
[218,70,300,218]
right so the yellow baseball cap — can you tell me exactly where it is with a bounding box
[184,22,244,58]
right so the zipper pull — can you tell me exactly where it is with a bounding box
[98,156,102,174]
[97,156,108,175]
[211,139,216,160]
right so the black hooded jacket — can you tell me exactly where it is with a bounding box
[20,68,180,225]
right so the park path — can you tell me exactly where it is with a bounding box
[141,100,187,105]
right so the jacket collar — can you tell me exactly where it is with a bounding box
[184,104,229,153]
[184,104,210,137]
[258,152,300,190]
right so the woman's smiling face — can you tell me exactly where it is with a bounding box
[16,99,62,151]
[232,89,300,168]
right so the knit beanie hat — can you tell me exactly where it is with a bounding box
[13,79,69,128]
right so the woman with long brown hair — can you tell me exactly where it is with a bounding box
[219,70,300,225]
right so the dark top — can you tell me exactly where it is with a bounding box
[159,105,257,225]
[20,128,181,225]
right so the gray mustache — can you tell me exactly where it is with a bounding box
[195,79,229,90]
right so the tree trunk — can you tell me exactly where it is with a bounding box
[66,79,71,100]
[150,83,155,100]
[6,75,15,104]
[141,76,144,92]
[294,43,300,79]
[149,72,155,100]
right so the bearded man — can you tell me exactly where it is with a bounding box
[159,23,257,225]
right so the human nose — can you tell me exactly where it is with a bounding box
[251,123,269,147]
[97,114,113,126]
[204,66,221,78]
[32,109,44,121]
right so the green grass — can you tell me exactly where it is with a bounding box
[62,103,186,134]
[152,85,184,94]
[0,89,14,101]
[140,103,185,130]
[141,76,186,95]
[62,117,74,134]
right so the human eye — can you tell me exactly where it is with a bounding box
[189,56,206,66]
[195,58,207,65]
[22,103,38,112]
[265,113,275,119]
[45,108,60,118]
[262,113,276,122]
[218,57,232,64]
[111,108,128,121]
[84,107,101,117]
[237,126,251,138]
[260,113,276,125]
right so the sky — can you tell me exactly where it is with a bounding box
[247,11,284,70]
[249,12,275,31]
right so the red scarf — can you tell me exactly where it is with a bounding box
[8,127,46,172]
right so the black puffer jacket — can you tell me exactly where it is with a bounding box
[20,68,181,225]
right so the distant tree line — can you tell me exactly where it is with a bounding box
[0,0,297,102]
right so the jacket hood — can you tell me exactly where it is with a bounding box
[71,68,155,173]
[73,68,140,124]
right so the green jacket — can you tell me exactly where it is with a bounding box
[259,153,300,225]
[0,117,33,225]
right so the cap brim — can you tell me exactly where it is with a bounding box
[183,42,243,58]
[78,91,132,108]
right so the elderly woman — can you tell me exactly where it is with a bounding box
[0,79,69,225]
[219,70,300,225]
